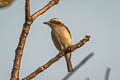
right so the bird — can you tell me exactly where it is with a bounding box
[43,18,73,72]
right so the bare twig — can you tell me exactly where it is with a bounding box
[10,0,60,80]
[10,1,32,80]
[104,68,111,80]
[85,77,90,80]
[22,35,90,80]
[63,52,94,80]
[25,0,30,21]
[31,0,59,21]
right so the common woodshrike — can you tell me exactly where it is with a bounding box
[43,18,73,72]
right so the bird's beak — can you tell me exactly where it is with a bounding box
[43,21,50,25]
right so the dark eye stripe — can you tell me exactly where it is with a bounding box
[50,20,62,25]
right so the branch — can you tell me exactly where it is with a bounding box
[22,35,90,80]
[31,0,59,21]
[85,78,90,80]
[63,52,94,80]
[10,0,60,80]
[104,68,111,80]
[25,0,30,21]
[10,22,32,80]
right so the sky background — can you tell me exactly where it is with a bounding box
[0,0,120,80]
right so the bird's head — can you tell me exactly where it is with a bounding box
[43,18,64,28]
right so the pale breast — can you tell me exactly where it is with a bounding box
[51,26,72,51]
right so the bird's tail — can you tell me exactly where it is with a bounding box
[65,52,73,72]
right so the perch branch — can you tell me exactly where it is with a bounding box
[22,35,90,80]
[10,0,60,80]
[31,0,59,21]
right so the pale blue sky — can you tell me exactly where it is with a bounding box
[0,0,120,80]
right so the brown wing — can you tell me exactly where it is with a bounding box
[64,25,72,39]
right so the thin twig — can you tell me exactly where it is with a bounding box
[31,0,59,21]
[63,52,94,80]
[85,77,90,80]
[22,35,90,80]
[25,0,30,21]
[104,68,111,80]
